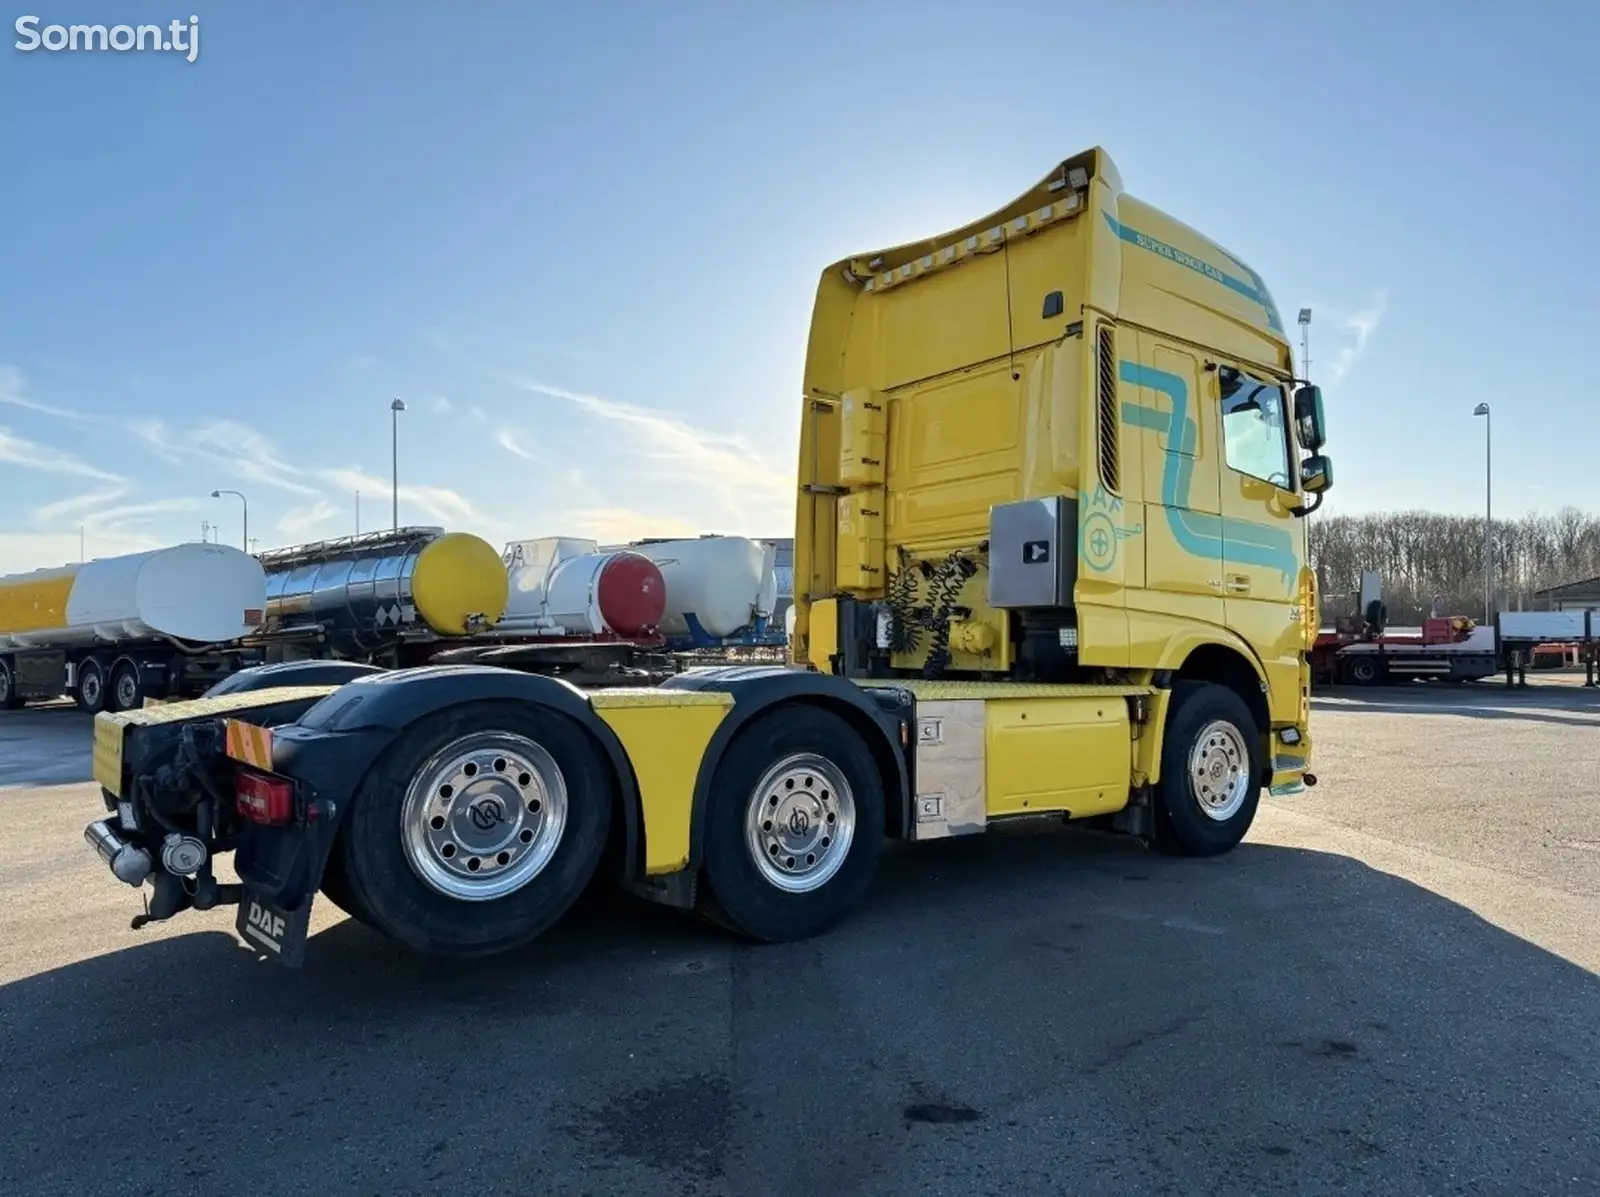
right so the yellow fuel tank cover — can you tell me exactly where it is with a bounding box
[412,532,510,636]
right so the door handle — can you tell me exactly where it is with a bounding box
[1225,574,1250,594]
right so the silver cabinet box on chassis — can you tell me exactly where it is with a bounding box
[986,496,1077,609]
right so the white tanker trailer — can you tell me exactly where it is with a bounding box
[612,535,783,648]
[0,543,267,713]
[497,537,668,639]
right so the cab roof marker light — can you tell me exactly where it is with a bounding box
[920,254,934,269]
[863,278,875,292]
[940,246,956,262]
[867,255,884,269]
[1047,174,1068,192]
[1036,205,1054,222]
[899,264,913,278]
[964,235,979,251]
[1012,216,1028,233]
[1064,191,1081,211]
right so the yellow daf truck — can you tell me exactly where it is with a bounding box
[85,147,1331,967]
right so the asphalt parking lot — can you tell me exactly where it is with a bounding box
[2,682,1598,1197]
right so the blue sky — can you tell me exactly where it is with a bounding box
[2,1,1596,574]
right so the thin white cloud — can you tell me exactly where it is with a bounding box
[188,420,322,496]
[1320,290,1387,387]
[89,497,209,528]
[429,396,454,415]
[317,466,502,531]
[277,499,341,536]
[0,364,107,426]
[0,531,162,575]
[563,507,703,543]
[494,427,538,460]
[29,485,134,525]
[510,378,793,525]
[0,425,123,482]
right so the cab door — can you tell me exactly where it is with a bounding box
[1125,330,1224,629]
[1214,362,1304,722]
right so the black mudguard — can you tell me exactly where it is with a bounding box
[657,665,914,863]
[237,664,912,919]
[246,666,649,910]
[203,660,386,698]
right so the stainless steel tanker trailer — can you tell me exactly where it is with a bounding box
[0,543,268,713]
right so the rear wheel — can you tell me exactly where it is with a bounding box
[1152,681,1262,857]
[336,700,613,958]
[74,658,107,715]
[1345,656,1382,686]
[108,660,142,713]
[701,705,885,942]
[0,659,22,711]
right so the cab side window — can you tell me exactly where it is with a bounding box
[1218,366,1292,489]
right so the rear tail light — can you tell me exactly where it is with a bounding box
[236,769,294,826]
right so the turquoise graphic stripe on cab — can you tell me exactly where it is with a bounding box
[1118,360,1298,591]
[1102,211,1285,334]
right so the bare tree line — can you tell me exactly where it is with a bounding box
[1309,507,1600,624]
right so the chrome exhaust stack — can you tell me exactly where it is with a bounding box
[84,819,154,887]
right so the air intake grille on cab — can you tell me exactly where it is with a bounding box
[1096,323,1120,494]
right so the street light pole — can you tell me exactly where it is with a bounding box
[1473,403,1491,622]
[211,488,249,552]
[390,398,407,530]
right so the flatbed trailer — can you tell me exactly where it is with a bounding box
[81,147,1332,967]
[1310,623,1499,686]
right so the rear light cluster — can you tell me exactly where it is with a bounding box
[236,770,294,826]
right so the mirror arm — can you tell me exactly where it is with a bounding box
[1291,491,1326,519]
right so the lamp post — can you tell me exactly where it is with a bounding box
[390,398,406,530]
[1297,307,1312,379]
[1473,403,1491,622]
[211,489,248,552]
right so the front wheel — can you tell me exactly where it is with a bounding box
[335,700,613,958]
[701,705,886,942]
[1152,681,1263,857]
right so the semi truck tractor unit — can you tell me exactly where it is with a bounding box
[84,146,1332,968]
[0,543,267,713]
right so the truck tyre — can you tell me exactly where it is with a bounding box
[1152,681,1262,857]
[1345,656,1381,686]
[75,658,107,715]
[108,660,142,713]
[700,704,886,943]
[335,700,613,958]
[0,659,23,710]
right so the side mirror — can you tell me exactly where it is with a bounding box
[1294,384,1326,452]
[1300,454,1332,494]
